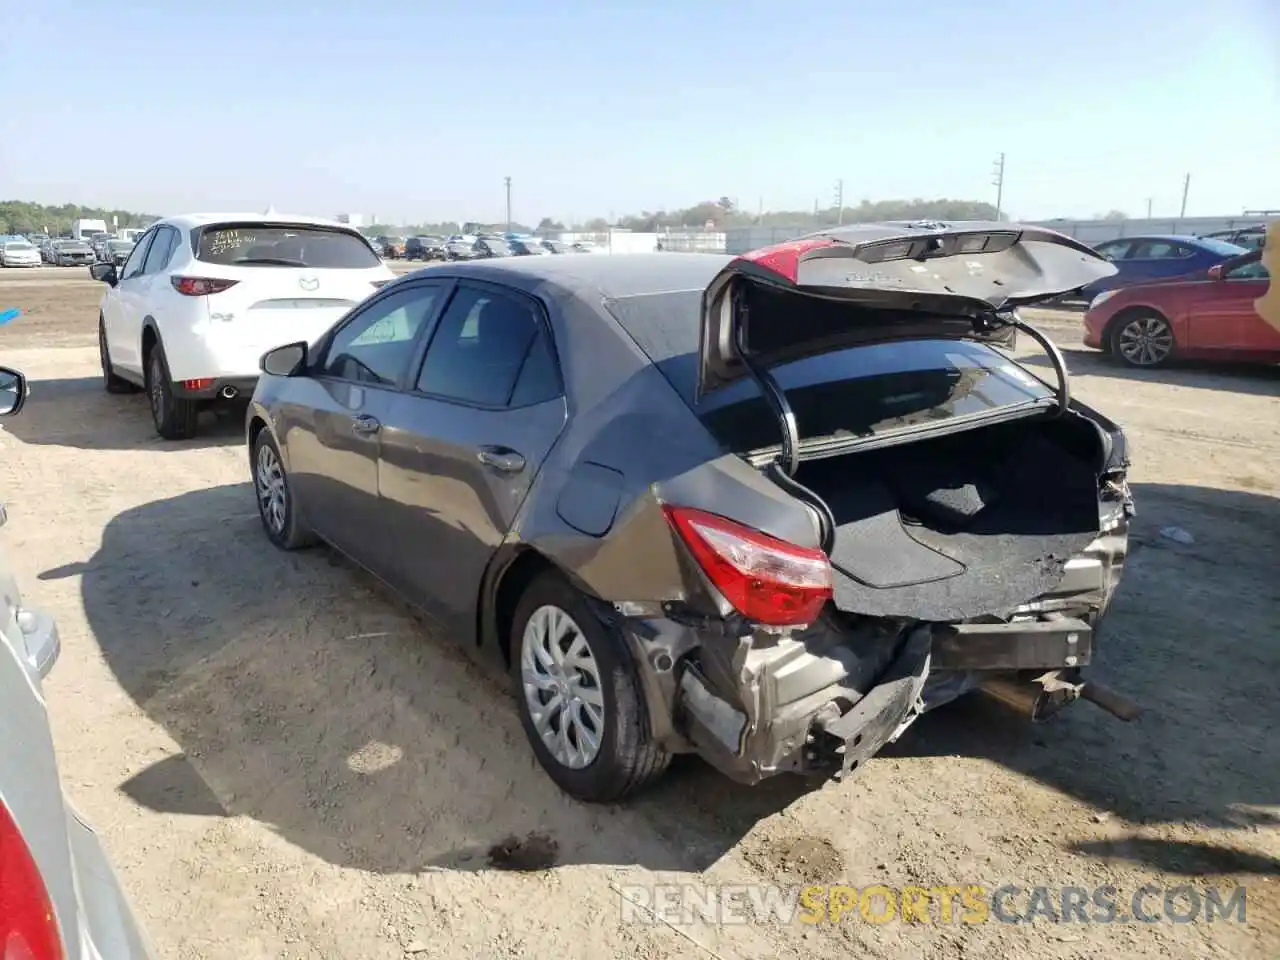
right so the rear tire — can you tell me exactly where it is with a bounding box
[145,341,199,440]
[99,317,136,394]
[511,570,670,803]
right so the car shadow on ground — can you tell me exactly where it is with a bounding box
[879,481,1280,875]
[56,480,1277,878]
[54,483,803,876]
[1018,346,1280,397]
[2,376,244,450]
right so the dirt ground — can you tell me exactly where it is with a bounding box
[1,268,1276,959]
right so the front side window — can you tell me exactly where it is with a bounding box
[120,230,155,279]
[317,284,443,385]
[415,285,556,407]
[1094,240,1132,261]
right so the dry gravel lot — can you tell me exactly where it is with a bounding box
[1,265,1277,959]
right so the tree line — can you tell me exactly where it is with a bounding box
[0,200,159,236]
[5,195,1037,240]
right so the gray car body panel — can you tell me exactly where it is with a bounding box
[0,506,154,958]
[250,249,1130,784]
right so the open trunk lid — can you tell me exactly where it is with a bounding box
[698,221,1116,395]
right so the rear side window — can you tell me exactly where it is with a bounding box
[1130,240,1185,259]
[194,224,381,269]
[415,285,557,407]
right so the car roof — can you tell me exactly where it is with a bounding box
[414,251,731,300]
[156,212,357,231]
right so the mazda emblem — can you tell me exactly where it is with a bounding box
[298,276,319,291]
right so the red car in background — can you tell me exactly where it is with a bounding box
[1084,245,1280,368]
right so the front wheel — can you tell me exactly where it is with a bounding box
[1110,310,1176,368]
[511,571,669,803]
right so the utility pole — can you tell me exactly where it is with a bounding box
[1146,197,1153,219]
[504,176,512,232]
[1179,173,1190,218]
[834,179,844,225]
[991,153,1006,220]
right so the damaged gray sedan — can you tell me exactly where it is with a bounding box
[247,221,1136,802]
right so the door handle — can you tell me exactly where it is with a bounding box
[351,414,381,435]
[476,445,526,473]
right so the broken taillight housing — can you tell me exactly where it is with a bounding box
[170,276,239,296]
[663,506,833,626]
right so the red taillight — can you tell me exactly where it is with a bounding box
[0,799,64,960]
[663,506,832,626]
[170,276,238,296]
[182,378,214,391]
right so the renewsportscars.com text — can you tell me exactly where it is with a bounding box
[616,883,1249,927]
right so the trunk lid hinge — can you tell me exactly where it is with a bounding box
[731,288,837,553]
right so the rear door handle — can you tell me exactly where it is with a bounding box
[476,445,526,473]
[351,414,381,435]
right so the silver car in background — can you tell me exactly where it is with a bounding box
[0,366,154,958]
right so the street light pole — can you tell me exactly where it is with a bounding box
[504,176,512,232]
[992,153,1006,220]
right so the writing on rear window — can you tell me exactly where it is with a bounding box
[196,225,381,270]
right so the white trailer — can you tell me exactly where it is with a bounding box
[71,218,108,240]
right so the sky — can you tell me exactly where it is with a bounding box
[2,0,1278,225]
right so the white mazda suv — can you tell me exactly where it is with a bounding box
[92,213,395,439]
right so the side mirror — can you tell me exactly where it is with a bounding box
[1206,264,1225,281]
[261,342,308,377]
[0,366,28,417]
[89,262,118,286]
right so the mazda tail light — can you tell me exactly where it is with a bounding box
[663,506,832,626]
[0,798,64,960]
[170,276,239,296]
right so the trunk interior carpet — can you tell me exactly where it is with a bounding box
[797,425,1102,620]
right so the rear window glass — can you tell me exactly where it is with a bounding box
[195,224,380,269]
[1197,238,1249,257]
[698,339,1054,453]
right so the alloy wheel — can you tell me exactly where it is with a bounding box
[255,443,288,535]
[520,604,605,769]
[1117,315,1174,366]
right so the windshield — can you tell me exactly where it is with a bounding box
[3,242,34,251]
[1198,238,1249,257]
[482,240,511,254]
[195,224,381,268]
[698,339,1053,452]
[55,240,88,249]
[108,241,133,252]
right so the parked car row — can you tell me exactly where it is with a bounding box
[369,232,593,262]
[0,233,139,268]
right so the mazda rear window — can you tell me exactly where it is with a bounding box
[194,224,381,269]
